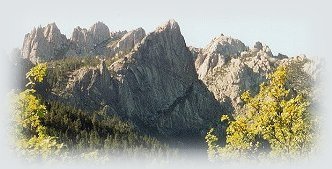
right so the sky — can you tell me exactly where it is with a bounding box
[0,0,325,58]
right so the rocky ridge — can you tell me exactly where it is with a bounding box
[22,22,145,63]
[194,34,247,79]
[62,20,226,145]
[18,19,318,147]
[22,23,69,63]
[107,27,146,57]
[69,21,111,56]
[192,35,316,113]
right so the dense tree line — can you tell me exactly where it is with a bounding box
[45,56,122,91]
[12,63,169,160]
[42,100,165,153]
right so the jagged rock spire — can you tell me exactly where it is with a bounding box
[195,34,247,78]
[20,21,169,62]
[21,22,68,63]
[65,20,225,144]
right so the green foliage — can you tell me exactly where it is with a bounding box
[45,56,122,92]
[206,66,316,160]
[205,128,219,160]
[25,63,47,88]
[46,56,100,91]
[42,100,166,154]
[12,63,63,159]
[286,59,313,97]
[12,62,170,160]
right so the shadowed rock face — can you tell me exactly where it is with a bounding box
[64,59,118,111]
[64,20,227,146]
[18,19,319,148]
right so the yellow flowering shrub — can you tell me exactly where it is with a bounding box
[206,66,316,160]
[12,63,63,159]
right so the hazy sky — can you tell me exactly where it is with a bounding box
[0,0,327,58]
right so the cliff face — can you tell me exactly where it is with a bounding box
[192,35,317,114]
[69,21,111,56]
[108,28,146,57]
[22,22,146,63]
[194,34,247,79]
[18,19,318,147]
[21,23,69,63]
[64,20,226,144]
[196,40,276,113]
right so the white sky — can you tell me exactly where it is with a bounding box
[0,0,326,58]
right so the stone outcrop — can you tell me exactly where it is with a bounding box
[65,59,117,110]
[108,27,146,57]
[21,23,69,63]
[70,21,111,56]
[188,46,202,60]
[21,22,145,62]
[19,19,318,147]
[64,20,226,144]
[110,30,128,40]
[191,36,266,112]
[195,34,247,78]
[193,36,318,114]
[201,41,277,113]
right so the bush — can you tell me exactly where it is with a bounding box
[206,66,317,161]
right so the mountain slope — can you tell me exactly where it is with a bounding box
[40,20,227,146]
[191,36,318,114]
[16,19,319,149]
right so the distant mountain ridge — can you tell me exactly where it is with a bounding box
[21,22,145,63]
[190,34,318,113]
[15,19,319,147]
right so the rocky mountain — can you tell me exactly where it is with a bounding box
[107,27,146,57]
[22,22,145,63]
[17,19,318,148]
[191,35,317,113]
[22,23,69,63]
[41,20,227,146]
[68,21,111,56]
[194,34,247,79]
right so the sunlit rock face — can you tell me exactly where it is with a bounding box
[70,21,111,56]
[107,27,146,57]
[22,23,69,63]
[19,19,318,147]
[22,21,146,62]
[64,20,226,145]
[191,34,318,115]
[195,34,247,79]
